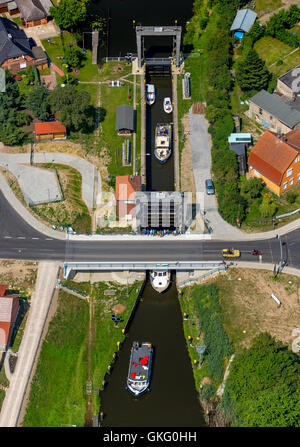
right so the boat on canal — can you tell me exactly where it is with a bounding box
[146,84,155,105]
[126,341,153,396]
[154,123,172,163]
[163,97,172,113]
[150,270,171,293]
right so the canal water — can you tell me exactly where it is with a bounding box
[89,0,195,57]
[145,73,174,192]
[100,275,205,427]
[93,0,205,427]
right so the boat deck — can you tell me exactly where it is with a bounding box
[128,342,152,379]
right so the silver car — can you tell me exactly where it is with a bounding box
[205,179,215,195]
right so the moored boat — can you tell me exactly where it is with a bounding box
[126,341,153,396]
[150,270,171,293]
[154,123,172,163]
[163,97,172,113]
[146,84,155,105]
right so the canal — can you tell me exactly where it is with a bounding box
[100,275,205,427]
[93,0,205,427]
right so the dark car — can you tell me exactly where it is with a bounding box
[205,179,215,195]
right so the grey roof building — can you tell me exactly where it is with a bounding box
[116,105,135,133]
[15,0,52,22]
[230,8,257,33]
[276,65,300,99]
[250,89,300,130]
[0,17,33,65]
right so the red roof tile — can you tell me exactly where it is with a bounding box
[284,130,300,152]
[34,121,66,135]
[116,175,141,201]
[248,131,298,186]
[0,285,7,297]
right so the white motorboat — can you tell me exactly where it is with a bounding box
[150,270,171,293]
[163,97,172,113]
[154,123,172,163]
[146,84,155,105]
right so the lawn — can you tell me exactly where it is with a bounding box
[254,0,283,14]
[41,32,99,83]
[99,82,135,176]
[269,48,300,77]
[254,36,293,67]
[22,280,142,426]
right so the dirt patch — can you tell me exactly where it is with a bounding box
[0,261,38,296]
[113,64,123,73]
[180,114,196,201]
[201,377,211,385]
[113,303,126,314]
[214,268,300,349]
[258,0,296,24]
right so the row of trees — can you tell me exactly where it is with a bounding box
[200,0,248,225]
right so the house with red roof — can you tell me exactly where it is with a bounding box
[115,175,141,221]
[34,121,67,141]
[248,130,300,195]
[0,285,20,352]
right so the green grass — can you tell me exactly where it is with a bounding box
[269,48,300,77]
[254,36,294,67]
[99,83,135,176]
[22,291,89,427]
[22,280,142,426]
[41,32,99,83]
[31,164,92,231]
[241,182,300,232]
[254,0,283,13]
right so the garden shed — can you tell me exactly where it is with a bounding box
[116,105,135,135]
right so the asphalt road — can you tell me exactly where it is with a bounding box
[0,191,298,268]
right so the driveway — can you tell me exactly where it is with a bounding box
[189,108,243,238]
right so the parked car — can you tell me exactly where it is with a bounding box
[205,178,215,195]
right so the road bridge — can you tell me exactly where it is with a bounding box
[63,261,225,279]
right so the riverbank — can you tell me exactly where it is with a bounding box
[177,266,300,426]
[21,279,142,426]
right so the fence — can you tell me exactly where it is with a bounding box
[177,265,226,287]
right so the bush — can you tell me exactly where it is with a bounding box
[286,191,297,204]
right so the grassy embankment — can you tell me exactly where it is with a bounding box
[22,280,142,427]
[178,267,300,421]
[1,163,92,232]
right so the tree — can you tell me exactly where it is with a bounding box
[0,78,26,145]
[223,333,300,427]
[48,84,94,131]
[241,177,264,199]
[50,0,88,30]
[26,85,51,121]
[64,45,83,68]
[259,192,277,217]
[236,49,270,93]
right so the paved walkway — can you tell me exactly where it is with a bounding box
[0,262,60,427]
[0,155,62,206]
[0,152,101,210]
